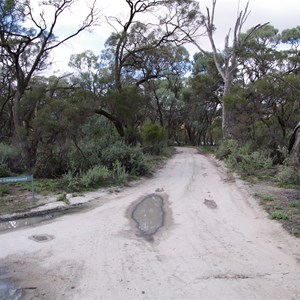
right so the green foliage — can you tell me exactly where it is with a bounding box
[60,140,152,190]
[230,151,273,176]
[34,146,68,178]
[142,120,165,144]
[288,201,299,208]
[101,141,151,176]
[211,118,222,144]
[271,211,288,220]
[81,165,111,188]
[0,143,20,162]
[112,161,128,184]
[280,26,300,46]
[215,139,239,160]
[276,165,300,187]
[56,192,69,204]
[216,140,273,176]
[262,194,274,202]
[0,164,10,177]
[125,127,142,145]
[0,143,22,173]
[293,230,300,237]
[0,185,10,196]
[61,172,81,192]
[107,87,145,127]
[141,120,166,154]
[223,91,246,109]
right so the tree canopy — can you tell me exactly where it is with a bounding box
[0,0,300,178]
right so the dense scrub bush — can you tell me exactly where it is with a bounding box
[61,172,81,192]
[0,143,22,173]
[215,139,240,160]
[141,120,166,155]
[0,164,10,177]
[216,140,273,176]
[101,141,151,176]
[34,146,68,178]
[112,160,128,184]
[66,141,102,173]
[276,165,300,187]
[81,165,111,187]
[228,150,273,176]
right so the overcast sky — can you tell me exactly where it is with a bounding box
[46,0,300,72]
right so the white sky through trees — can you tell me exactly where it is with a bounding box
[41,0,300,73]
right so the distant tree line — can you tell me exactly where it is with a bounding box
[0,0,299,179]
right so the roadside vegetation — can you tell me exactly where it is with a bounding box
[204,140,300,238]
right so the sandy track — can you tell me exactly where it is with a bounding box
[0,147,299,299]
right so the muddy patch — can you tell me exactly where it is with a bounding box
[204,198,218,209]
[29,234,54,243]
[132,194,164,236]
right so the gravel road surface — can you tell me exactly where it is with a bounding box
[0,147,299,299]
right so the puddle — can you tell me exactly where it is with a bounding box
[0,214,54,232]
[132,194,164,236]
[0,268,23,300]
[0,205,86,233]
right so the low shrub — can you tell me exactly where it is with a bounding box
[56,192,69,204]
[216,140,273,176]
[293,230,300,237]
[0,143,22,173]
[101,141,151,176]
[80,165,111,188]
[0,163,10,177]
[0,185,10,196]
[228,150,273,176]
[271,211,288,220]
[215,139,239,160]
[61,172,81,192]
[112,160,128,184]
[288,201,299,208]
[276,165,300,187]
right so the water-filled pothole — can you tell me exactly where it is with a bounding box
[132,194,164,236]
[0,214,54,232]
[0,267,23,300]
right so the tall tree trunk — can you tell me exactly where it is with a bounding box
[288,122,300,166]
[184,0,266,140]
[222,73,235,139]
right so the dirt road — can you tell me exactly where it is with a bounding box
[0,147,299,299]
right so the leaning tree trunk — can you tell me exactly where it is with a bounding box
[288,122,300,166]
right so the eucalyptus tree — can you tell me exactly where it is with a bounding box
[231,25,300,151]
[0,45,14,140]
[0,0,99,166]
[183,52,222,145]
[182,0,267,139]
[238,25,280,83]
[95,0,201,138]
[143,45,190,140]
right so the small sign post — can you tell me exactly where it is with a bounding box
[0,175,35,201]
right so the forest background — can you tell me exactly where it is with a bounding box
[1,0,300,192]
